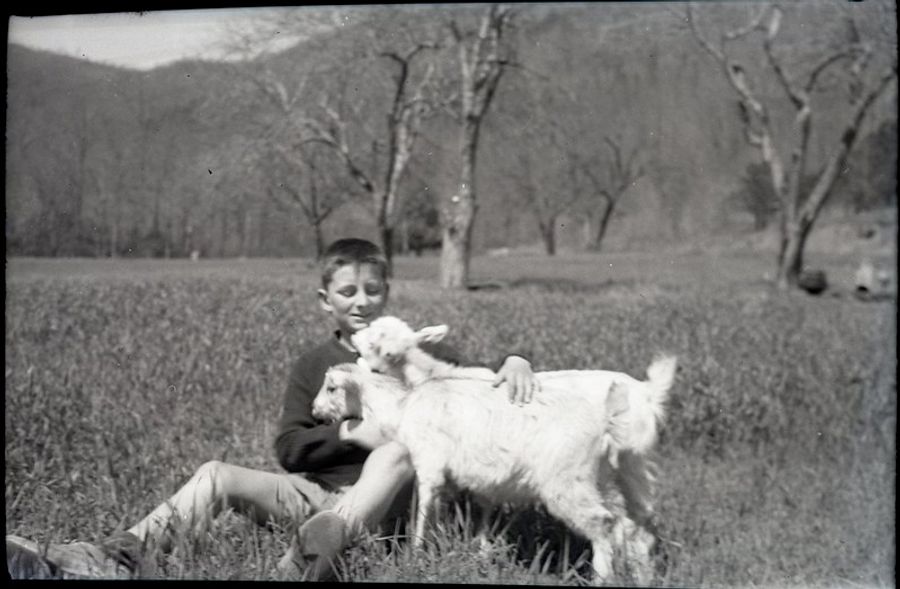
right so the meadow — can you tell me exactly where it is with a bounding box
[5,250,896,586]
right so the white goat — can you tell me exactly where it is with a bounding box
[312,354,676,584]
[350,316,674,579]
[351,316,672,463]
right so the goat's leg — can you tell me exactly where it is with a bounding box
[600,433,620,469]
[472,497,494,555]
[412,478,440,551]
[614,451,656,525]
[613,450,659,576]
[611,516,655,586]
[539,481,617,585]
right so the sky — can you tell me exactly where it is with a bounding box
[7,8,325,70]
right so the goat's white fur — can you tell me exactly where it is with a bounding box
[349,315,675,582]
[312,350,676,584]
[351,316,675,461]
[352,320,496,386]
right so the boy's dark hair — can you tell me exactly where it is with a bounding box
[319,238,388,288]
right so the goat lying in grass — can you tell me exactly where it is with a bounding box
[312,351,676,584]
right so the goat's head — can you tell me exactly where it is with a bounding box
[351,316,449,375]
[312,364,364,423]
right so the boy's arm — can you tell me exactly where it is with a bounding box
[493,355,538,405]
[425,340,538,404]
[423,339,533,373]
[420,340,469,366]
[274,360,369,473]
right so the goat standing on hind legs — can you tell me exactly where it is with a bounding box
[312,343,676,585]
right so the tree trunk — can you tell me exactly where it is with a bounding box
[108,192,119,258]
[775,218,811,289]
[379,224,395,277]
[218,209,228,258]
[581,216,592,250]
[590,198,615,252]
[399,217,409,255]
[110,218,119,258]
[505,202,515,247]
[372,186,396,276]
[242,207,253,257]
[181,207,192,258]
[541,218,557,256]
[163,217,172,259]
[313,220,325,258]
[440,123,479,289]
[152,189,161,243]
[440,5,510,289]
[235,208,245,257]
[440,222,471,289]
[257,198,270,256]
[753,211,768,231]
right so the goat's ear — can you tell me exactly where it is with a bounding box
[416,325,449,344]
[344,377,360,397]
[344,378,363,418]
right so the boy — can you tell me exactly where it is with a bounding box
[6,238,538,580]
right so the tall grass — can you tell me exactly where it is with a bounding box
[5,255,895,585]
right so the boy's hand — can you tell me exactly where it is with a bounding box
[338,418,388,450]
[493,355,540,405]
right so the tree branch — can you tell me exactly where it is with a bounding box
[686,4,725,63]
[803,48,860,93]
[800,66,897,225]
[299,106,376,196]
[761,7,808,111]
[721,5,769,42]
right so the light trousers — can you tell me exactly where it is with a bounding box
[126,441,415,552]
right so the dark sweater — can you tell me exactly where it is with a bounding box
[274,332,468,489]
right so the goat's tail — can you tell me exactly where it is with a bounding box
[645,354,677,421]
[604,355,677,460]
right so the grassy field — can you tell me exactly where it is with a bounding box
[5,251,896,586]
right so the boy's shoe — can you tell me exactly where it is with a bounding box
[6,536,57,579]
[277,511,349,581]
[275,534,304,579]
[6,531,141,579]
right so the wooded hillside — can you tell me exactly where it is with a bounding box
[6,2,896,258]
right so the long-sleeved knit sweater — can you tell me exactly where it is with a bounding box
[274,331,470,489]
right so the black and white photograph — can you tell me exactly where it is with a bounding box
[5,2,896,585]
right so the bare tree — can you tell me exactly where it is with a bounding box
[90,135,135,257]
[686,1,897,290]
[267,145,351,257]
[217,7,441,269]
[578,135,644,252]
[439,4,516,288]
[506,148,581,256]
[646,159,693,242]
[490,72,584,256]
[299,42,437,273]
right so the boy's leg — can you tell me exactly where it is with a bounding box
[287,442,415,581]
[127,461,326,551]
[8,462,329,579]
[333,441,415,536]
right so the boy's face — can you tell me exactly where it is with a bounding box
[318,263,389,338]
